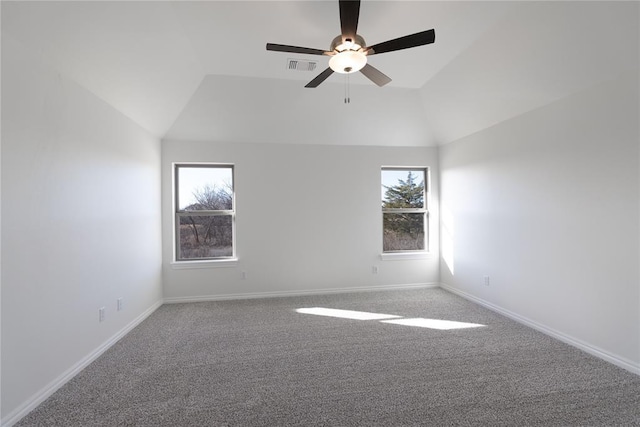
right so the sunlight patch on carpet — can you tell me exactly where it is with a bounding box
[296,307,401,320]
[380,318,486,330]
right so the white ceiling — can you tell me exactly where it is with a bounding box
[3,1,638,145]
[170,1,513,87]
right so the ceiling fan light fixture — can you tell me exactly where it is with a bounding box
[266,1,435,88]
[329,50,367,74]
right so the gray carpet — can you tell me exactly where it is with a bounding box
[16,288,640,426]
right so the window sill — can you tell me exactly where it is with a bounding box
[171,258,238,269]
[379,252,432,261]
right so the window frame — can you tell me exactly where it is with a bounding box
[174,163,236,263]
[381,167,429,254]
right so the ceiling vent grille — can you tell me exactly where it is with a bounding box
[287,59,318,72]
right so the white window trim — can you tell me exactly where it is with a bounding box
[380,252,432,261]
[170,259,238,269]
[381,167,429,255]
[174,163,236,262]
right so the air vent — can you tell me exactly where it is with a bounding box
[287,59,318,72]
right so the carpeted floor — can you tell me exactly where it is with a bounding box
[16,288,640,426]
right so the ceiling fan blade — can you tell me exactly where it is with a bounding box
[360,63,391,87]
[366,29,435,55]
[339,0,360,43]
[266,43,329,56]
[305,67,334,88]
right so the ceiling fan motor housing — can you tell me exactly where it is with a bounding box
[265,0,436,88]
[330,34,367,52]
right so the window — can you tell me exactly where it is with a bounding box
[381,168,427,252]
[174,164,235,261]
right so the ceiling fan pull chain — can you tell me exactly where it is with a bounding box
[344,74,351,104]
[267,2,435,89]
[344,75,347,103]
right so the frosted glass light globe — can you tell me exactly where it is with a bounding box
[329,50,367,74]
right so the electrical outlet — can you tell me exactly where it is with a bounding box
[483,275,490,286]
[99,307,106,322]
[241,271,247,280]
[372,266,379,274]
[117,298,123,311]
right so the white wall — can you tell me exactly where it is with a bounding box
[0,2,4,415]
[162,141,439,300]
[1,36,163,422]
[164,74,436,147]
[419,1,639,145]
[439,72,640,370]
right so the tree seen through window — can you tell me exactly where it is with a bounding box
[382,169,427,252]
[175,165,234,260]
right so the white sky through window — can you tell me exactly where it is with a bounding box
[177,166,232,209]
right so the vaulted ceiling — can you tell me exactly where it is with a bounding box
[3,1,638,146]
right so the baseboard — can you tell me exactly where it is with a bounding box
[1,300,163,427]
[163,282,440,304]
[438,283,640,376]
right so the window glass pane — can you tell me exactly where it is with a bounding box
[383,213,425,251]
[177,166,233,211]
[381,169,425,208]
[178,215,233,259]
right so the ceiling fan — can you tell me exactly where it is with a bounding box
[266,0,435,88]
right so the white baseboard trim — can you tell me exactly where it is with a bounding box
[2,300,163,427]
[439,283,640,376]
[163,282,440,304]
